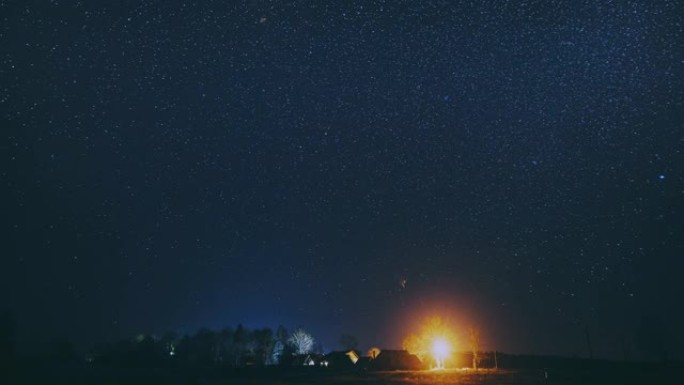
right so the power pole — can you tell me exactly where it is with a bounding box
[494,350,498,370]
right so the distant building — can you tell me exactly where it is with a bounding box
[321,350,359,368]
[322,348,423,371]
[368,349,423,371]
[356,356,372,369]
[291,353,319,366]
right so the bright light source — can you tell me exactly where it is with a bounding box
[403,316,457,369]
[431,337,451,369]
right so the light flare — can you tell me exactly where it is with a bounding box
[431,337,451,370]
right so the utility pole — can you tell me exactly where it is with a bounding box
[494,350,498,370]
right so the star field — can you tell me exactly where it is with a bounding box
[2,1,682,359]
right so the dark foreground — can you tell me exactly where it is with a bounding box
[6,364,684,385]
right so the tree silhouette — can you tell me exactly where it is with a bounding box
[160,331,178,358]
[194,328,219,365]
[271,340,285,365]
[233,324,248,365]
[402,334,424,360]
[253,328,274,365]
[85,323,304,369]
[273,325,291,365]
[276,325,289,343]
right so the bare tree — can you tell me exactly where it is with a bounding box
[288,329,314,354]
[402,333,426,360]
[468,327,481,370]
[233,324,248,366]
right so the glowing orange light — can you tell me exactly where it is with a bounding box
[403,316,457,370]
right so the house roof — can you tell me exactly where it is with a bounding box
[370,349,423,370]
[323,350,359,366]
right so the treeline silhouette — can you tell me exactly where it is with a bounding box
[90,324,314,369]
[0,309,677,371]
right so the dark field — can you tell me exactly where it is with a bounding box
[8,365,683,385]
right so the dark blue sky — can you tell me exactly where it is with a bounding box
[2,0,682,359]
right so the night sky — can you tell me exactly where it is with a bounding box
[2,1,682,359]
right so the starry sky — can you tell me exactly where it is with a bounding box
[2,0,682,359]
